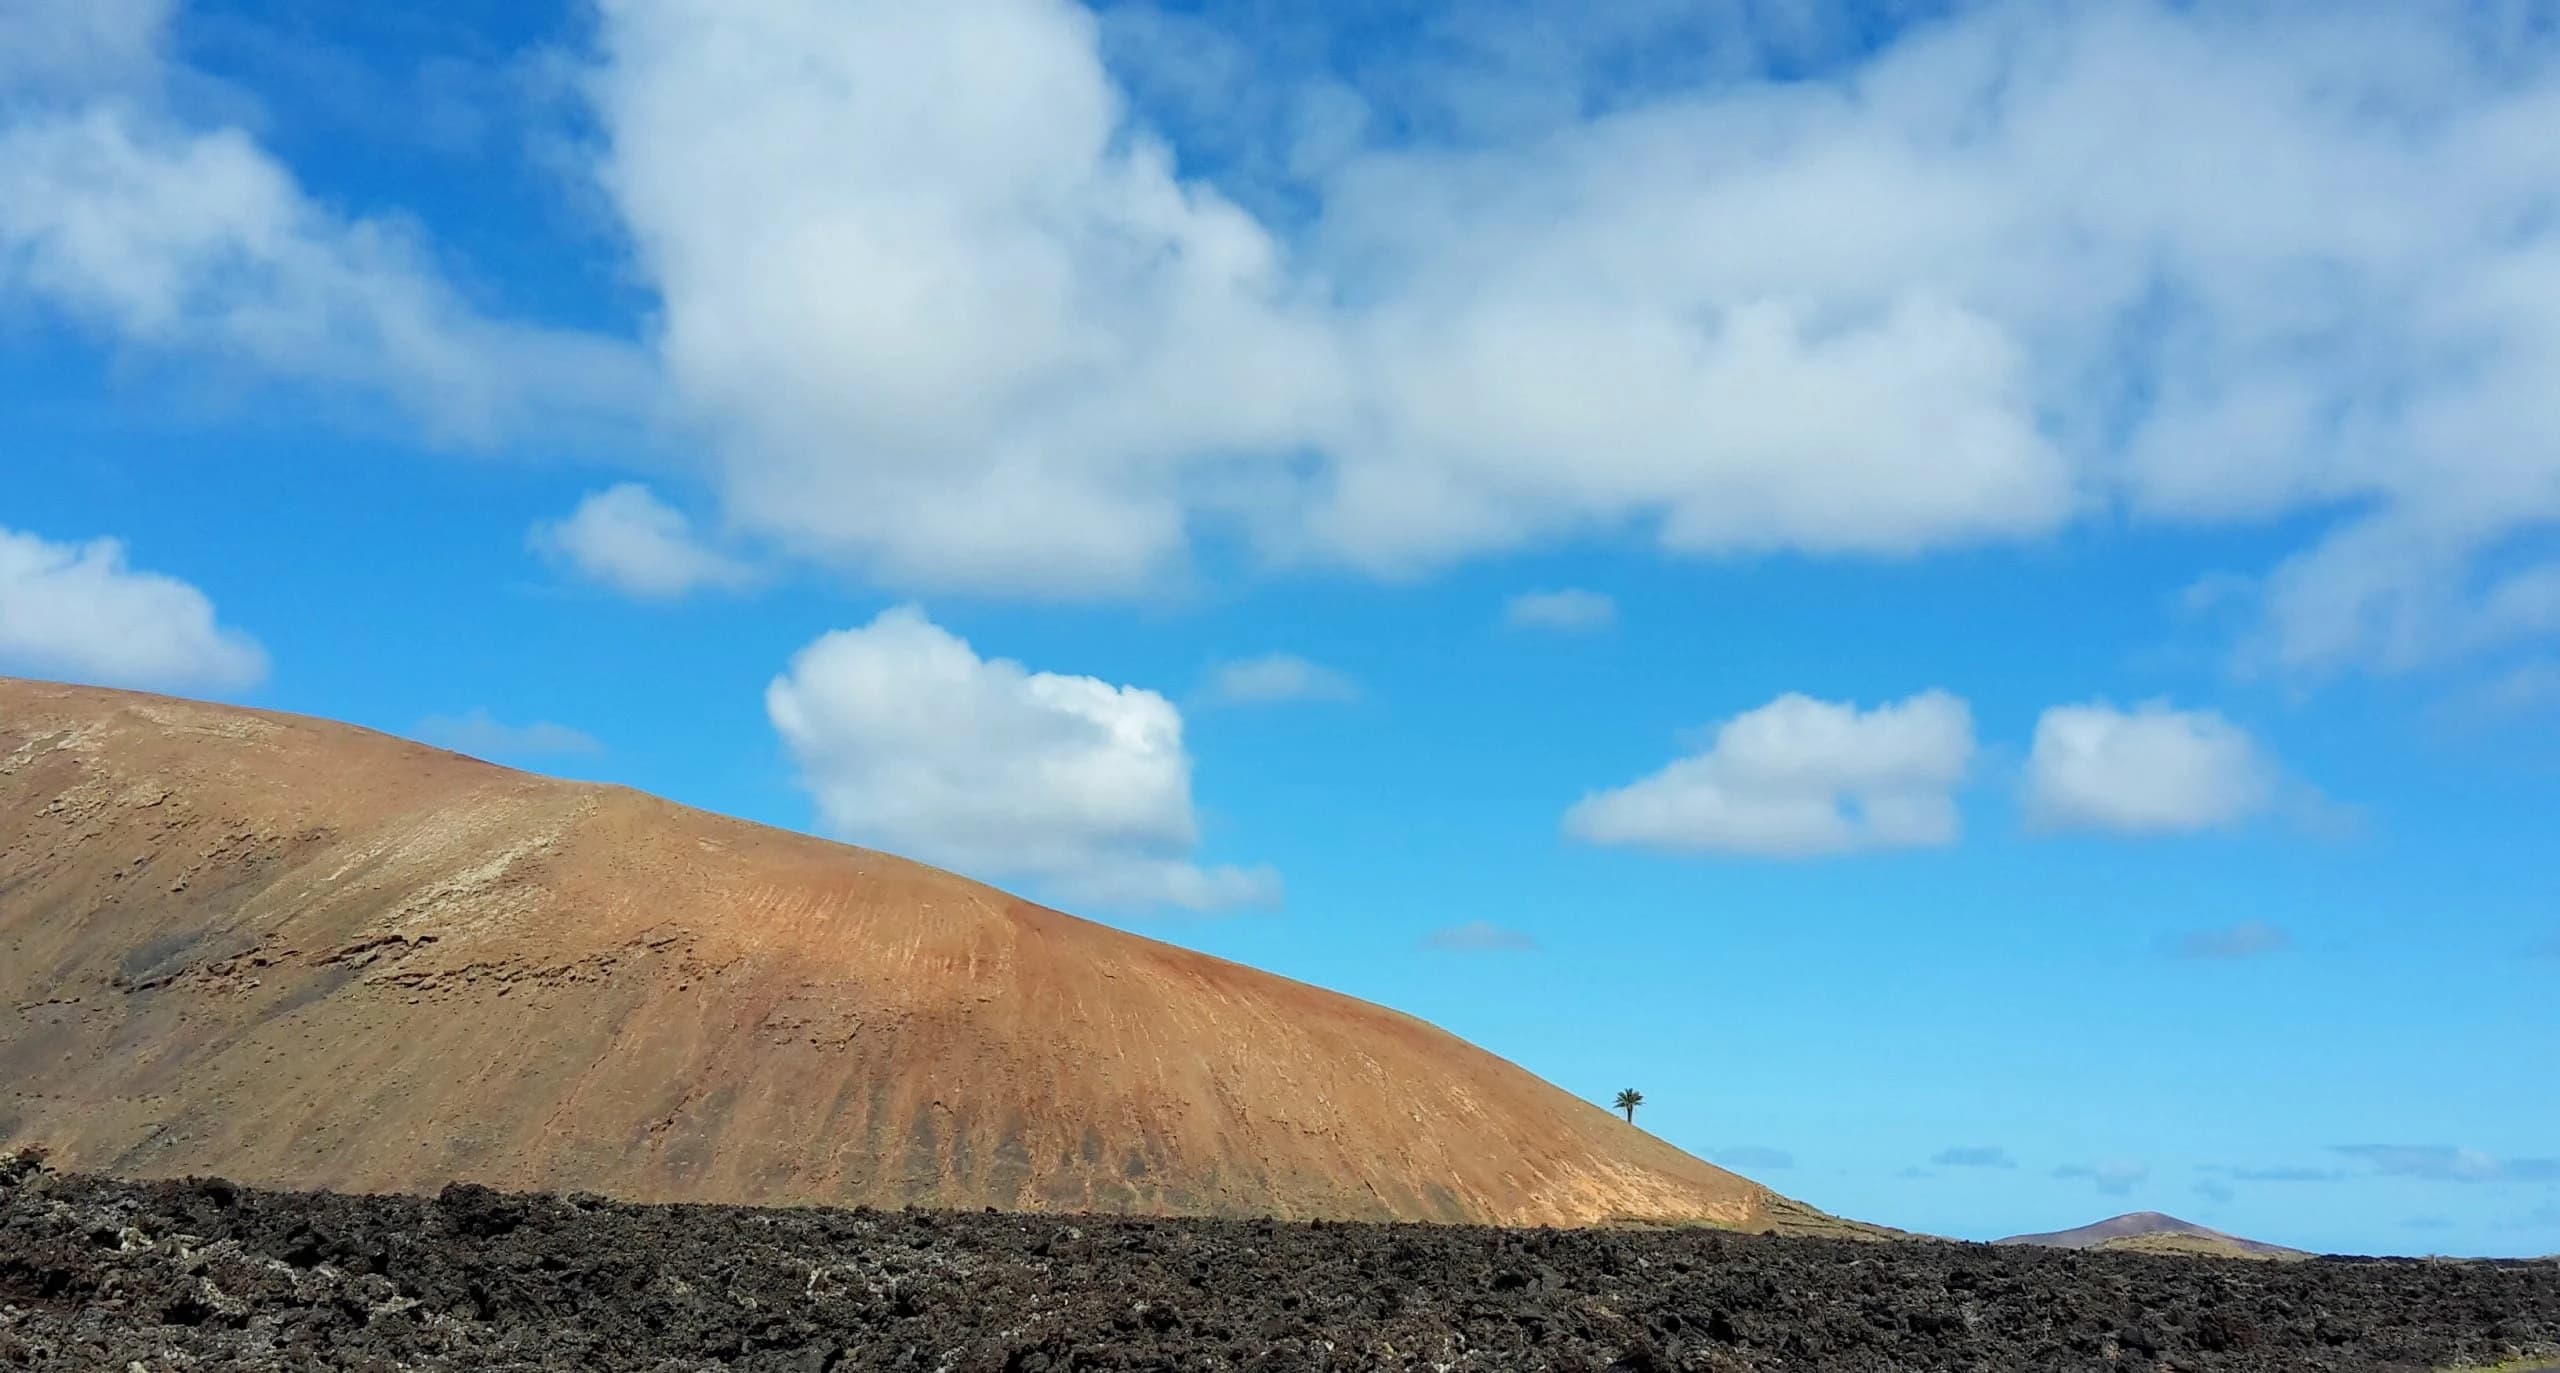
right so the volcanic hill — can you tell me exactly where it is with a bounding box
[0,677,1838,1232]
[1998,1211,2306,1260]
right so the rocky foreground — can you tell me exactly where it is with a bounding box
[4,1156,2555,1372]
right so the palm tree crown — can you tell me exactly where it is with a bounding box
[1613,1088,1644,1123]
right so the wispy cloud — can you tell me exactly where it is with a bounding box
[2054,1161,2150,1196]
[2201,1164,2342,1183]
[1420,921,1538,953]
[0,3,649,447]
[1201,653,1360,706]
[2334,1146,2560,1184]
[2434,659,2560,728]
[417,711,603,760]
[1504,589,1617,633]
[2169,920,2291,960]
[1932,1146,2017,1169]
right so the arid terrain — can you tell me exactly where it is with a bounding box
[0,677,1823,1231]
[5,1157,2556,1372]
[1998,1212,2307,1262]
[9,678,2557,1371]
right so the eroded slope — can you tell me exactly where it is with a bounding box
[0,678,1798,1229]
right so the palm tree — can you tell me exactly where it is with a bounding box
[1613,1088,1644,1124]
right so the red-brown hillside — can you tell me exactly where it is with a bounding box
[0,678,1840,1230]
[1998,1212,2305,1260]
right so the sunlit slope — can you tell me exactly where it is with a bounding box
[0,677,1828,1230]
[1999,1212,2304,1260]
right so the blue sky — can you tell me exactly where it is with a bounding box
[4,0,2558,1256]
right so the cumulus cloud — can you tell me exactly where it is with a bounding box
[416,710,603,759]
[530,484,754,599]
[1503,589,1617,632]
[579,0,2081,593]
[18,0,2560,675]
[1201,653,1359,706]
[2026,701,2276,835]
[558,0,2560,671]
[1933,1146,2017,1169]
[0,2,646,446]
[2169,920,2292,960]
[2333,1146,2560,1184]
[0,524,267,690]
[585,0,1340,595]
[1420,920,1538,953]
[766,605,1275,912]
[2055,1161,2150,1197]
[1565,690,1974,857]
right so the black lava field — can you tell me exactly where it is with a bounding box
[5,1154,2554,1372]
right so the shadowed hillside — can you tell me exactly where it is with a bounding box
[0,677,1829,1230]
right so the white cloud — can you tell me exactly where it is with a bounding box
[1565,690,1974,857]
[0,2,647,447]
[2026,701,2275,835]
[1201,652,1358,706]
[766,605,1275,912]
[416,710,603,759]
[12,0,2560,679]
[587,0,1342,596]
[568,0,2560,672]
[578,0,2075,595]
[1503,589,1617,633]
[530,484,754,599]
[0,524,267,690]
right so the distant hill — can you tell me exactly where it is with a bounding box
[1997,1211,2305,1260]
[0,677,1851,1232]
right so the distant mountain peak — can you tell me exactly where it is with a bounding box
[1998,1210,2303,1259]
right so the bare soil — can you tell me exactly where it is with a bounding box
[2,677,1783,1230]
[5,1156,2555,1372]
